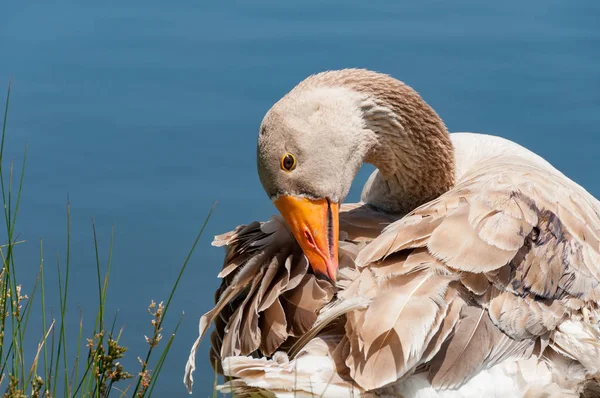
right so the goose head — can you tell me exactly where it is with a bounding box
[257,69,455,281]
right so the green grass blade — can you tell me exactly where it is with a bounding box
[21,258,41,351]
[146,313,184,397]
[71,306,83,395]
[22,289,42,386]
[0,247,9,370]
[39,239,50,391]
[26,318,55,387]
[0,339,15,378]
[48,312,56,395]
[8,142,27,239]
[0,78,12,221]
[102,225,114,310]
[132,202,215,397]
[52,254,63,397]
[63,198,71,396]
[91,218,104,332]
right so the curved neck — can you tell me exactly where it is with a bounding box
[287,69,456,213]
[352,76,455,213]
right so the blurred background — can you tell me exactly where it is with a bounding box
[1,0,599,396]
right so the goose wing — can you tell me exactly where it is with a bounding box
[345,155,600,390]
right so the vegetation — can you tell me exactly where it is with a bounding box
[0,80,213,397]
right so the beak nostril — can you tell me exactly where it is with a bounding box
[304,230,316,248]
[274,195,338,281]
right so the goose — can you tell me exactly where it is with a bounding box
[184,69,600,397]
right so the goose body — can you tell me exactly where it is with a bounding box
[185,69,600,397]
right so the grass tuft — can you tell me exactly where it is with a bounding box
[0,81,212,396]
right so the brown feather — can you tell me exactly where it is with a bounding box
[428,305,534,389]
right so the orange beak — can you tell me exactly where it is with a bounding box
[274,196,339,281]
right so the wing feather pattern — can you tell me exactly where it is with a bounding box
[187,155,600,395]
[346,156,600,390]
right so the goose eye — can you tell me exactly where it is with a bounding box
[281,153,297,172]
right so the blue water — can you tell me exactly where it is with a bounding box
[1,1,599,396]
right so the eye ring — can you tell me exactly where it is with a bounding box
[280,153,297,172]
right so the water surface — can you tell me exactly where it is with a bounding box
[1,1,599,395]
